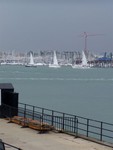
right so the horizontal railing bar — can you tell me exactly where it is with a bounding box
[88,124,102,130]
[19,102,113,126]
[101,134,113,139]
[77,127,87,132]
[102,128,113,132]
[3,142,22,150]
[78,122,87,126]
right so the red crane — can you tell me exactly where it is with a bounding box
[80,32,104,56]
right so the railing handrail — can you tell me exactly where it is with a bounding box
[0,140,22,150]
[19,102,113,125]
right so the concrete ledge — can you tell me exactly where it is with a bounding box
[0,119,112,150]
[59,130,113,148]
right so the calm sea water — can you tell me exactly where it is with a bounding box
[0,65,113,123]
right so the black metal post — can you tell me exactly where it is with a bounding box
[32,106,35,120]
[76,118,78,138]
[24,104,26,118]
[42,108,44,123]
[74,116,76,134]
[100,122,103,141]
[74,116,78,138]
[87,119,89,137]
[62,113,65,130]
[51,110,54,126]
[23,104,26,127]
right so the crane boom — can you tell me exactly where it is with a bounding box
[80,32,104,56]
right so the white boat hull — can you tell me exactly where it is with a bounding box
[49,64,61,68]
[72,65,90,69]
[25,64,37,67]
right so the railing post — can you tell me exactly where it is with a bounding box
[32,106,35,120]
[87,119,89,137]
[74,116,78,138]
[24,104,26,119]
[74,116,76,133]
[23,104,26,127]
[51,110,54,126]
[100,122,103,141]
[42,108,44,123]
[76,118,78,137]
[62,113,65,130]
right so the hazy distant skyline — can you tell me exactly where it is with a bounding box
[0,0,113,54]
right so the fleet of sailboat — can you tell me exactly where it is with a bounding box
[0,51,90,69]
[2,50,111,68]
[25,51,61,68]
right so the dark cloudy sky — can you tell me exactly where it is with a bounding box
[0,0,113,53]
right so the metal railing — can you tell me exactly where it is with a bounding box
[1,102,113,146]
[0,139,22,150]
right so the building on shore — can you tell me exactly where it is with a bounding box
[0,50,112,67]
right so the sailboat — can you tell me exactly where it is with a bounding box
[25,52,37,67]
[72,51,90,69]
[49,51,61,68]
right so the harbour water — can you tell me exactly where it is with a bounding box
[0,65,113,123]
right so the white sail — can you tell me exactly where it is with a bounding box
[25,52,37,67]
[29,52,34,65]
[81,51,88,66]
[49,51,60,68]
[72,51,90,69]
[53,51,58,65]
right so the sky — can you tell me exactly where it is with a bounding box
[0,0,113,54]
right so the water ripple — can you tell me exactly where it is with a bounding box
[0,77,113,81]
